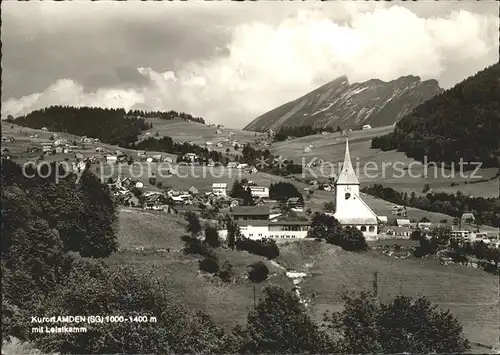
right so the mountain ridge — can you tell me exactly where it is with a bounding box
[243,74,443,132]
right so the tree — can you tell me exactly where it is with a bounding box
[199,254,220,274]
[420,216,431,222]
[323,201,335,212]
[323,291,469,354]
[225,215,241,250]
[236,286,334,353]
[218,260,233,282]
[340,226,368,251]
[29,261,225,354]
[247,261,269,283]
[307,213,341,242]
[423,184,430,193]
[204,226,221,248]
[185,212,202,238]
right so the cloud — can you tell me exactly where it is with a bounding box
[2,5,498,128]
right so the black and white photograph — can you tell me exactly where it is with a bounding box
[1,1,500,354]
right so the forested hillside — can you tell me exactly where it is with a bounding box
[9,106,205,146]
[372,63,500,168]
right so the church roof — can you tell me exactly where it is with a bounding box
[336,138,359,185]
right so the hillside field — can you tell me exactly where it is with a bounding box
[272,126,499,198]
[111,208,500,348]
[108,207,293,328]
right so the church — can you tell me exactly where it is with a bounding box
[333,138,379,239]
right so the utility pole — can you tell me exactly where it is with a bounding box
[253,284,256,309]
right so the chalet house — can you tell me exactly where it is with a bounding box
[417,222,432,230]
[144,194,165,210]
[391,205,408,217]
[227,162,239,168]
[396,219,412,227]
[287,197,304,211]
[237,163,248,169]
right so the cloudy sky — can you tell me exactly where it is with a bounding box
[2,1,498,128]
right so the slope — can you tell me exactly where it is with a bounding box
[244,75,442,132]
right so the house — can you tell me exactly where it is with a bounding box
[245,166,258,174]
[41,127,48,131]
[74,161,86,172]
[164,156,173,163]
[229,199,240,208]
[1,137,14,142]
[216,129,222,134]
[135,181,144,189]
[287,197,304,212]
[237,163,248,169]
[152,154,163,162]
[54,146,63,154]
[460,212,475,226]
[75,153,84,161]
[391,205,408,216]
[2,148,10,155]
[41,143,53,152]
[227,162,239,168]
[216,143,224,148]
[385,227,412,238]
[212,183,227,196]
[121,177,133,189]
[93,138,101,143]
[232,206,270,221]
[144,194,164,210]
[417,222,432,230]
[206,141,213,146]
[247,186,269,199]
[333,138,379,239]
[184,153,198,162]
[188,186,199,195]
[106,156,118,163]
[450,229,472,241]
[396,219,412,227]
[124,193,140,207]
[146,157,153,163]
[362,124,372,130]
[304,147,312,153]
[95,147,105,153]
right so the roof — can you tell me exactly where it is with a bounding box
[237,219,310,227]
[212,183,227,187]
[336,138,360,185]
[461,212,475,220]
[232,206,270,216]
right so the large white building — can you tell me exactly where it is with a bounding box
[333,139,379,239]
[218,206,310,240]
[247,186,269,198]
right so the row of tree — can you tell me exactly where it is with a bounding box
[126,109,205,124]
[240,144,303,176]
[11,106,151,146]
[273,125,339,142]
[371,63,500,168]
[362,184,500,228]
[269,181,302,201]
[307,213,368,251]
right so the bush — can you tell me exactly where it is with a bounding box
[199,255,220,274]
[236,238,279,259]
[247,261,269,283]
[218,260,233,282]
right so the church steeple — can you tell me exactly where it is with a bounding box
[336,138,359,185]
